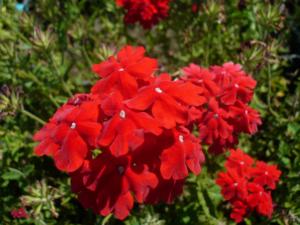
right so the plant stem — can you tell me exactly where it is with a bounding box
[101,214,112,225]
[48,94,60,108]
[21,109,46,125]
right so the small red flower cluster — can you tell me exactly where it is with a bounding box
[192,3,200,13]
[116,0,170,28]
[216,149,281,223]
[11,208,29,219]
[34,45,261,220]
[182,63,262,154]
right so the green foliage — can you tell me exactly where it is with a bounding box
[0,0,299,224]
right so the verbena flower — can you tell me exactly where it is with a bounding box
[116,0,170,29]
[11,207,29,219]
[216,149,281,223]
[34,45,276,221]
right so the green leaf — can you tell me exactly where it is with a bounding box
[2,167,25,180]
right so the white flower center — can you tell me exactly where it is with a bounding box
[178,135,184,143]
[117,166,125,175]
[265,171,269,175]
[132,162,137,167]
[119,110,126,119]
[70,122,76,129]
[259,191,263,196]
[118,68,125,72]
[234,83,239,88]
[214,113,219,119]
[74,98,80,104]
[233,182,238,187]
[155,87,163,93]
[245,110,248,115]
[240,161,245,165]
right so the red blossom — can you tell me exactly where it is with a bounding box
[92,46,157,98]
[182,63,220,97]
[216,168,248,201]
[247,183,273,217]
[207,137,237,154]
[219,75,256,105]
[210,62,247,87]
[183,62,261,153]
[71,153,158,219]
[145,175,185,204]
[216,149,281,223]
[33,45,269,221]
[116,0,170,29]
[230,200,248,223]
[127,73,205,128]
[225,148,254,176]
[98,91,162,156]
[210,62,256,105]
[228,100,262,134]
[34,94,102,172]
[199,98,233,145]
[251,161,281,190]
[11,208,29,219]
[160,128,205,180]
[191,3,199,13]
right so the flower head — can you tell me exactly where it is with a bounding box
[116,0,170,28]
[33,46,266,221]
[71,153,158,219]
[34,94,102,172]
[216,148,281,222]
[251,161,281,190]
[92,46,157,98]
[11,208,29,219]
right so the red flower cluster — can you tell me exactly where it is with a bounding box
[182,63,262,154]
[34,45,261,220]
[11,208,29,219]
[192,3,200,13]
[116,0,170,28]
[216,149,281,223]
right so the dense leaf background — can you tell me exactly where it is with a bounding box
[0,0,299,224]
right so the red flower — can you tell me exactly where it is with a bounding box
[230,200,247,223]
[145,176,185,204]
[11,208,29,219]
[71,153,158,219]
[34,95,102,172]
[182,63,220,97]
[127,74,205,128]
[225,149,254,176]
[98,91,162,156]
[251,161,281,190]
[34,45,268,221]
[199,98,233,144]
[210,62,247,87]
[92,46,157,98]
[191,3,199,13]
[216,168,248,201]
[160,128,205,180]
[33,122,59,157]
[207,137,237,154]
[113,131,188,205]
[216,149,281,222]
[247,183,273,217]
[116,0,170,29]
[210,62,256,105]
[187,106,203,124]
[228,100,262,134]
